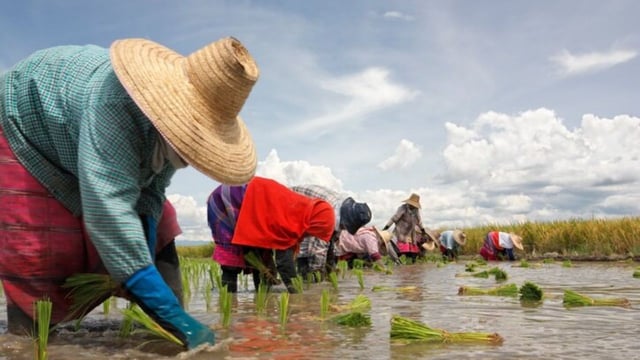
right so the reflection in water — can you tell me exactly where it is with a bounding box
[1,261,640,359]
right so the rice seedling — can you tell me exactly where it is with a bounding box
[320,289,330,318]
[331,312,371,327]
[278,292,290,330]
[519,259,530,268]
[255,281,269,316]
[465,262,478,272]
[352,259,365,269]
[458,283,518,297]
[353,269,364,290]
[119,302,136,338]
[102,296,112,316]
[562,260,573,268]
[542,258,555,264]
[180,269,192,309]
[563,290,630,308]
[290,275,304,294]
[633,267,640,278]
[331,294,372,313]
[203,279,213,312]
[121,304,184,346]
[519,282,544,302]
[62,273,117,321]
[314,271,323,283]
[34,298,52,360]
[219,285,233,327]
[328,271,339,291]
[209,262,223,290]
[390,315,503,344]
[306,272,316,284]
[372,262,391,274]
[337,260,349,279]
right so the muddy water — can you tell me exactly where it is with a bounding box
[1,261,639,359]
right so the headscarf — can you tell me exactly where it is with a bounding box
[339,197,372,235]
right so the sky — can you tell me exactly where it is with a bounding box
[2,1,639,241]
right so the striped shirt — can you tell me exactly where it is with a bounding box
[290,185,346,271]
[0,45,175,282]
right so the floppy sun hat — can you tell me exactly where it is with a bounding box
[402,193,421,209]
[510,234,524,250]
[453,230,467,246]
[110,37,259,185]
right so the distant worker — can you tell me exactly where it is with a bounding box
[479,231,523,261]
[383,193,428,262]
[437,230,467,261]
[335,226,386,268]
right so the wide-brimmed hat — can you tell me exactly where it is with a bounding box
[374,227,400,263]
[453,230,467,246]
[420,229,440,251]
[373,226,392,244]
[510,234,524,250]
[110,37,259,185]
[402,193,421,209]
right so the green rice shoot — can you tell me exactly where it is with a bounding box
[353,269,364,290]
[390,315,503,344]
[62,273,117,321]
[320,289,330,318]
[291,275,304,294]
[337,260,349,279]
[255,281,269,316]
[244,251,280,286]
[278,292,290,330]
[371,285,418,293]
[562,260,573,268]
[34,298,52,360]
[328,272,339,291]
[119,302,136,338]
[219,285,232,327]
[519,259,530,268]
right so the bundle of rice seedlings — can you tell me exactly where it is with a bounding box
[332,312,371,327]
[255,281,269,316]
[119,302,136,338]
[390,315,503,344]
[488,267,508,282]
[62,273,117,321]
[371,285,418,293]
[331,294,372,313]
[562,260,573,268]
[458,284,518,297]
[464,262,478,272]
[219,285,233,327]
[352,259,365,269]
[563,290,630,308]
[34,298,53,360]
[519,282,544,302]
[518,259,530,268]
[353,269,364,290]
[633,267,640,278]
[320,289,331,318]
[337,260,349,279]
[244,252,280,286]
[121,305,184,346]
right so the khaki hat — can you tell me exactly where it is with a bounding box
[110,37,259,185]
[421,241,436,251]
[453,230,467,246]
[402,193,421,209]
[373,226,392,244]
[510,234,524,250]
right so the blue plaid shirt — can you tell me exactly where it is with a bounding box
[0,45,175,282]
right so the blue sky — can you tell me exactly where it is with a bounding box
[2,1,639,241]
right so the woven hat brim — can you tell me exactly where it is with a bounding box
[403,199,421,209]
[110,38,256,185]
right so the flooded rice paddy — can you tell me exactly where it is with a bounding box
[1,259,639,359]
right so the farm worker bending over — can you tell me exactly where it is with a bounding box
[0,36,261,349]
[438,230,467,261]
[335,226,386,268]
[479,231,524,261]
[290,185,372,280]
[207,177,337,293]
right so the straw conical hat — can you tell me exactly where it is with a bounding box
[110,37,259,185]
[402,193,421,209]
[510,234,524,250]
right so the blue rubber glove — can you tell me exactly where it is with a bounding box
[124,265,215,349]
[141,215,157,261]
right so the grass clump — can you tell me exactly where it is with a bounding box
[563,290,630,308]
[332,312,371,327]
[390,315,503,344]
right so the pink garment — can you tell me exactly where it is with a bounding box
[157,200,182,250]
[336,227,380,258]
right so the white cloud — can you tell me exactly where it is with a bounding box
[256,149,344,190]
[167,193,210,241]
[383,11,414,21]
[284,67,418,136]
[377,139,422,171]
[550,48,637,76]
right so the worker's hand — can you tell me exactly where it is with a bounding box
[382,225,390,231]
[124,265,215,349]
